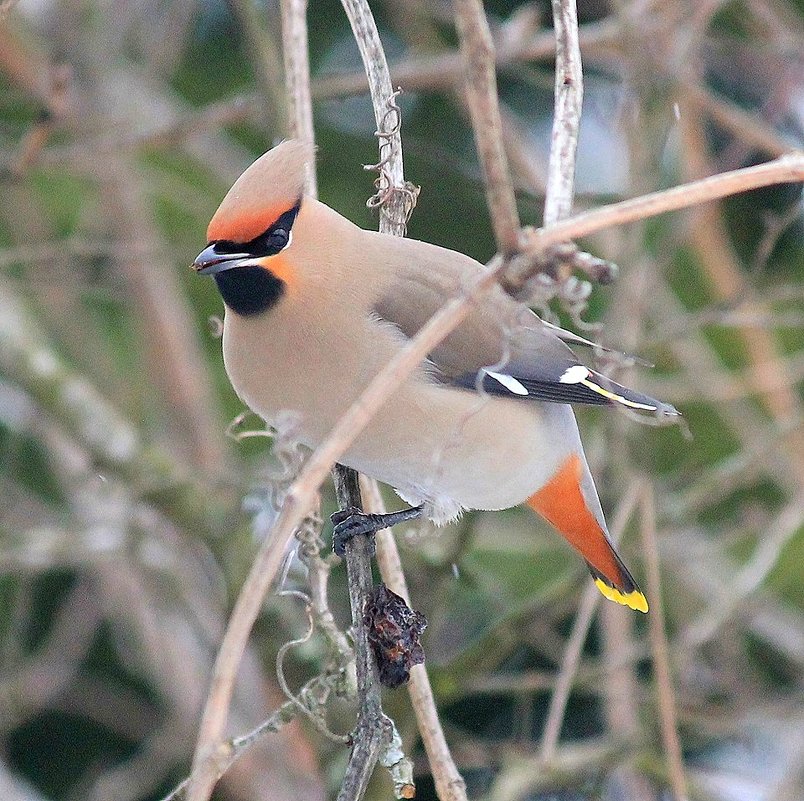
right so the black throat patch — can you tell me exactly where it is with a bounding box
[214,265,285,316]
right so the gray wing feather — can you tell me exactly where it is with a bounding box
[371,238,677,414]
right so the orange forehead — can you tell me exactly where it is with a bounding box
[206,201,292,244]
[205,139,312,244]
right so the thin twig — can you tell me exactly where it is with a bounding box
[182,152,803,801]
[340,0,415,236]
[160,674,337,801]
[508,152,804,294]
[543,0,583,226]
[535,3,589,761]
[280,0,317,196]
[363,478,468,801]
[640,482,689,801]
[452,0,520,254]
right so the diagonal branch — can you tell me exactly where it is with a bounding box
[182,152,803,801]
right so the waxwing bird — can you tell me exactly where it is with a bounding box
[192,139,679,613]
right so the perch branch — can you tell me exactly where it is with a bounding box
[363,478,468,801]
[339,1,461,798]
[331,468,389,801]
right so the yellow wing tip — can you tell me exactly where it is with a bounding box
[594,578,649,613]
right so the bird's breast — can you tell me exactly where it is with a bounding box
[220,303,582,517]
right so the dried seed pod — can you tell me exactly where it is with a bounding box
[364,583,427,688]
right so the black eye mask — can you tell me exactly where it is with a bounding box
[213,200,301,258]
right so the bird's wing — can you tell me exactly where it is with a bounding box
[372,237,678,415]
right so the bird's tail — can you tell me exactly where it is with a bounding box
[525,453,648,612]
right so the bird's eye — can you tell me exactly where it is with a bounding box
[269,228,289,251]
[251,201,300,256]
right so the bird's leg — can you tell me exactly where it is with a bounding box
[331,505,424,558]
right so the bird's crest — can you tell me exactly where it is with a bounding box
[206,139,313,244]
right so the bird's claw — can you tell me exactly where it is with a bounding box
[331,504,424,557]
[331,507,380,557]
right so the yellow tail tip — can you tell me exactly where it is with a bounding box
[594,578,649,613]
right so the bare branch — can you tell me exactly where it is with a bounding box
[453,0,520,253]
[161,674,338,801]
[363,478,468,801]
[330,465,388,801]
[640,482,689,801]
[280,0,317,196]
[507,152,804,295]
[340,0,414,237]
[543,0,583,225]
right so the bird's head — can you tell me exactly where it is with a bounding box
[192,139,312,315]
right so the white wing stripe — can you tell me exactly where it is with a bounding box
[484,370,529,396]
[559,365,590,384]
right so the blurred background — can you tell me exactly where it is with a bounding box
[0,1,802,800]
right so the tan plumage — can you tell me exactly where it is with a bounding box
[193,140,679,612]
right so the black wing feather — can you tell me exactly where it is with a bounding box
[451,366,678,414]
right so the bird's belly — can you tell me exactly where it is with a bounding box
[341,387,581,521]
[222,313,580,520]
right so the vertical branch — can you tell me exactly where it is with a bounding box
[280,5,391,798]
[330,471,387,801]
[340,0,410,236]
[543,0,584,225]
[280,0,317,196]
[363,478,468,801]
[641,482,689,801]
[452,0,520,253]
[338,3,465,798]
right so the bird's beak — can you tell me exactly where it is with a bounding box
[192,244,257,275]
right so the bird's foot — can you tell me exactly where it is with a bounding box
[331,505,424,558]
